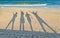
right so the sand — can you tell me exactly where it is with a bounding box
[0,8,60,33]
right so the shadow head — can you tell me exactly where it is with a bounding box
[15,12,17,14]
[32,11,37,15]
[21,11,24,15]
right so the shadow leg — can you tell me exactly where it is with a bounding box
[6,20,12,30]
[40,23,46,33]
[30,23,33,31]
[20,24,21,31]
[12,21,14,30]
[43,21,57,33]
[23,24,24,31]
[20,23,24,31]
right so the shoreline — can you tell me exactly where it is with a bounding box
[0,4,60,8]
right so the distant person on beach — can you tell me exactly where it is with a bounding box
[6,12,17,30]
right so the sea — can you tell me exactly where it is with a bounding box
[0,0,60,8]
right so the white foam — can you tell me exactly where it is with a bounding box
[0,4,47,7]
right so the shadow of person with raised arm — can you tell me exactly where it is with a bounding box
[6,12,17,30]
[32,11,57,33]
[25,12,33,31]
[20,11,25,31]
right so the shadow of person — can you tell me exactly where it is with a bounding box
[25,12,33,31]
[6,12,17,30]
[20,11,25,31]
[32,11,57,33]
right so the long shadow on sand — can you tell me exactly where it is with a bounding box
[5,12,17,30]
[1,11,60,38]
[32,11,57,34]
[25,12,33,31]
[20,11,25,31]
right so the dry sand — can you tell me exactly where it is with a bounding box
[0,8,60,33]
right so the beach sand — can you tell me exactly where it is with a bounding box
[0,8,60,33]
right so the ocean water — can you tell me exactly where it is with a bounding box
[0,0,60,8]
[0,0,60,5]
